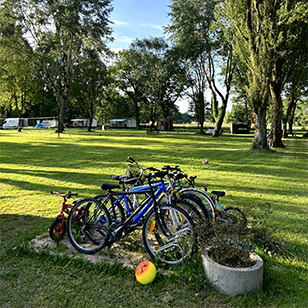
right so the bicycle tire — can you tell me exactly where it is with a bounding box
[178,187,215,222]
[170,199,202,222]
[66,198,111,254]
[223,207,247,227]
[94,194,125,224]
[142,203,195,266]
[49,219,66,240]
[178,193,209,220]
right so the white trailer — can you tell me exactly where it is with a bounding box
[3,118,28,129]
[71,118,97,127]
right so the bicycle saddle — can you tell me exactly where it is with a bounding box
[100,183,120,191]
[211,191,225,197]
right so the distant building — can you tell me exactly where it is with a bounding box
[157,117,173,131]
[71,118,97,127]
[110,118,136,128]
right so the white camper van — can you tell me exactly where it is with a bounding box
[3,118,28,129]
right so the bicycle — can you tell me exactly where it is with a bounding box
[94,161,202,224]
[49,191,79,240]
[125,158,212,221]
[208,191,247,226]
[171,168,247,225]
[66,173,196,265]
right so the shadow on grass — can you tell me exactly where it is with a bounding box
[0,214,52,253]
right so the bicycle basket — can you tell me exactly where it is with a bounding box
[126,163,141,177]
[126,163,148,183]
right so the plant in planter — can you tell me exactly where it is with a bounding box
[195,215,264,297]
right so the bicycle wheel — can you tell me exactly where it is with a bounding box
[49,219,66,240]
[142,204,195,266]
[178,188,215,222]
[170,199,202,222]
[67,198,111,254]
[94,194,125,224]
[223,207,247,227]
[178,193,209,220]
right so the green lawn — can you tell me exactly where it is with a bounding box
[0,128,307,307]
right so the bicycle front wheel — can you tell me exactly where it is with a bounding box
[142,204,195,266]
[67,198,111,254]
[178,188,215,223]
[178,193,208,220]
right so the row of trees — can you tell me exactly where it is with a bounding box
[166,0,308,149]
[0,0,307,148]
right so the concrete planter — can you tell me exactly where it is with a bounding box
[202,250,263,297]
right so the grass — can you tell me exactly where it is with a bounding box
[0,127,307,307]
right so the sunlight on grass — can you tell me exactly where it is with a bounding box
[1,128,307,307]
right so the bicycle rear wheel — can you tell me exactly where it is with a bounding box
[142,204,195,266]
[223,207,247,227]
[94,194,125,224]
[67,198,111,254]
[171,199,202,222]
[49,219,66,240]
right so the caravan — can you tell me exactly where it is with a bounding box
[2,118,28,129]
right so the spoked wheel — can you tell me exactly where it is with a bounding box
[142,204,195,266]
[177,193,208,220]
[171,199,202,222]
[222,207,247,227]
[67,198,111,254]
[49,219,66,240]
[178,188,216,223]
[94,194,125,224]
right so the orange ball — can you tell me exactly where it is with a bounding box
[135,261,156,284]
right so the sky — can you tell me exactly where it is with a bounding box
[108,0,171,52]
[107,0,231,114]
[108,0,192,113]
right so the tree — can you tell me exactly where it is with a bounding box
[0,5,39,129]
[177,47,209,134]
[7,0,113,134]
[166,0,235,137]
[113,37,186,130]
[223,0,308,149]
[71,49,109,131]
[112,48,146,129]
[130,38,186,130]
[282,26,308,137]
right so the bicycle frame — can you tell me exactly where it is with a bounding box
[98,178,176,243]
[102,179,167,225]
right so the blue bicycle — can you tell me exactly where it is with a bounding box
[66,172,196,265]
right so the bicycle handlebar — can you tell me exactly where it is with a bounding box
[127,156,136,164]
[51,191,78,198]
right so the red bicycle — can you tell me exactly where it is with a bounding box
[50,191,79,240]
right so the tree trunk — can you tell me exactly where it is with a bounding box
[200,121,204,134]
[213,99,227,137]
[283,97,295,138]
[252,107,268,150]
[134,100,140,129]
[288,103,297,135]
[88,118,93,132]
[57,98,66,135]
[270,82,284,148]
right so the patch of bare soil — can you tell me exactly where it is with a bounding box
[29,229,149,269]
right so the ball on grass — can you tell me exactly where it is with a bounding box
[135,261,156,285]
